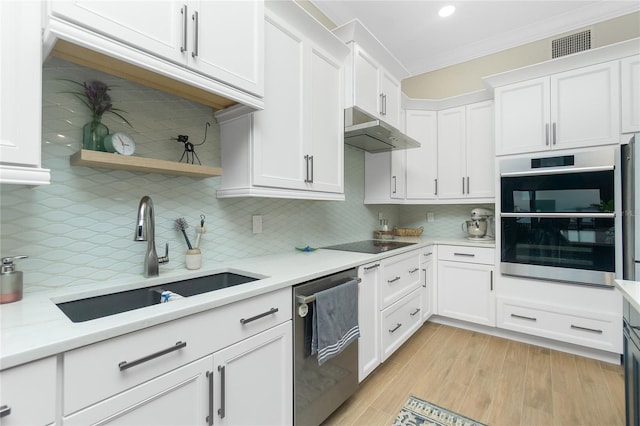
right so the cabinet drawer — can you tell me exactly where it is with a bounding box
[380,251,421,308]
[380,287,422,361]
[63,287,291,415]
[0,357,56,426]
[438,245,494,265]
[498,298,622,353]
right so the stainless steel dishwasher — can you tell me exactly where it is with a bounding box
[293,268,359,426]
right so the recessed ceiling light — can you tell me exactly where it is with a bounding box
[438,5,455,18]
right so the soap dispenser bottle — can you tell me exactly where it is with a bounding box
[1,255,27,304]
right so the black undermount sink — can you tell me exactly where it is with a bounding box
[56,272,259,323]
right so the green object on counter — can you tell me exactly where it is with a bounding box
[295,246,316,252]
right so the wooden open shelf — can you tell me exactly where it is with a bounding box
[70,150,222,178]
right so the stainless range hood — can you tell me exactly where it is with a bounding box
[344,106,421,153]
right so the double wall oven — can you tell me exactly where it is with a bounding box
[499,149,616,287]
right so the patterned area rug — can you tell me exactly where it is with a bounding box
[393,396,488,426]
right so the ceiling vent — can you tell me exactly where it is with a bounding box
[552,30,591,58]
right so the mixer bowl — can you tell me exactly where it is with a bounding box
[462,219,487,238]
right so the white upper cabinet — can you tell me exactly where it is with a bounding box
[0,1,50,185]
[621,55,640,133]
[495,61,620,155]
[437,101,494,201]
[335,20,407,130]
[405,110,438,200]
[216,1,348,200]
[48,0,264,98]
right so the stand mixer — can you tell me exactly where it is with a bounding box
[462,207,495,240]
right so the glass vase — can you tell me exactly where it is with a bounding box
[82,119,109,152]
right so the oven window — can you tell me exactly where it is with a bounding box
[501,216,615,271]
[501,170,614,213]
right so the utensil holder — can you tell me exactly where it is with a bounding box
[185,248,202,270]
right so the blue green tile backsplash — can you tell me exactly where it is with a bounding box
[0,57,487,293]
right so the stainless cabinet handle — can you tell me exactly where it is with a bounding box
[118,341,187,371]
[422,268,427,288]
[383,94,387,116]
[191,11,199,58]
[392,176,397,194]
[180,5,188,53]
[309,155,314,183]
[0,405,11,418]
[218,365,226,418]
[364,263,380,271]
[454,252,475,257]
[410,308,421,317]
[387,276,401,283]
[409,268,419,274]
[379,93,384,115]
[389,323,402,333]
[206,371,214,426]
[423,252,433,257]
[240,307,278,325]
[434,178,438,195]
[490,270,493,291]
[545,123,550,145]
[466,176,470,194]
[570,324,603,334]
[462,177,465,194]
[511,313,537,322]
[552,122,557,145]
[304,155,311,183]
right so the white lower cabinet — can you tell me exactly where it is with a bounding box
[211,322,292,426]
[61,288,292,425]
[420,246,435,322]
[437,245,495,327]
[357,261,381,382]
[0,357,56,426]
[381,287,423,362]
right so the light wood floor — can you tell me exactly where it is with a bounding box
[324,322,625,426]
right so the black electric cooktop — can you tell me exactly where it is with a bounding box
[321,240,416,254]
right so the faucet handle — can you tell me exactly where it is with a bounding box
[158,243,170,264]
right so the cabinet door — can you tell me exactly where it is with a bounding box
[0,1,43,171]
[308,47,343,193]
[358,262,381,382]
[49,1,184,63]
[189,1,263,97]
[621,55,640,133]
[420,248,435,322]
[380,70,401,128]
[0,357,56,426]
[63,356,211,426]
[252,18,306,190]
[437,106,466,199]
[405,110,438,200]
[364,151,393,204]
[465,101,494,199]
[212,322,292,426]
[437,261,495,326]
[390,150,406,199]
[495,77,550,155]
[353,46,381,118]
[551,61,620,150]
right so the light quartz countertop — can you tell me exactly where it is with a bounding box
[0,237,494,369]
[614,278,640,313]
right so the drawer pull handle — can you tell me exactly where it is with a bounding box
[364,263,381,271]
[389,323,402,333]
[409,268,419,274]
[218,365,226,419]
[240,307,279,325]
[423,268,427,288]
[454,252,475,257]
[388,276,401,283]
[118,341,187,371]
[571,324,603,334]
[423,252,433,257]
[206,371,214,426]
[410,308,421,317]
[511,314,537,322]
[0,405,11,418]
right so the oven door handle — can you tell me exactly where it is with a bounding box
[500,212,615,219]
[500,164,614,177]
